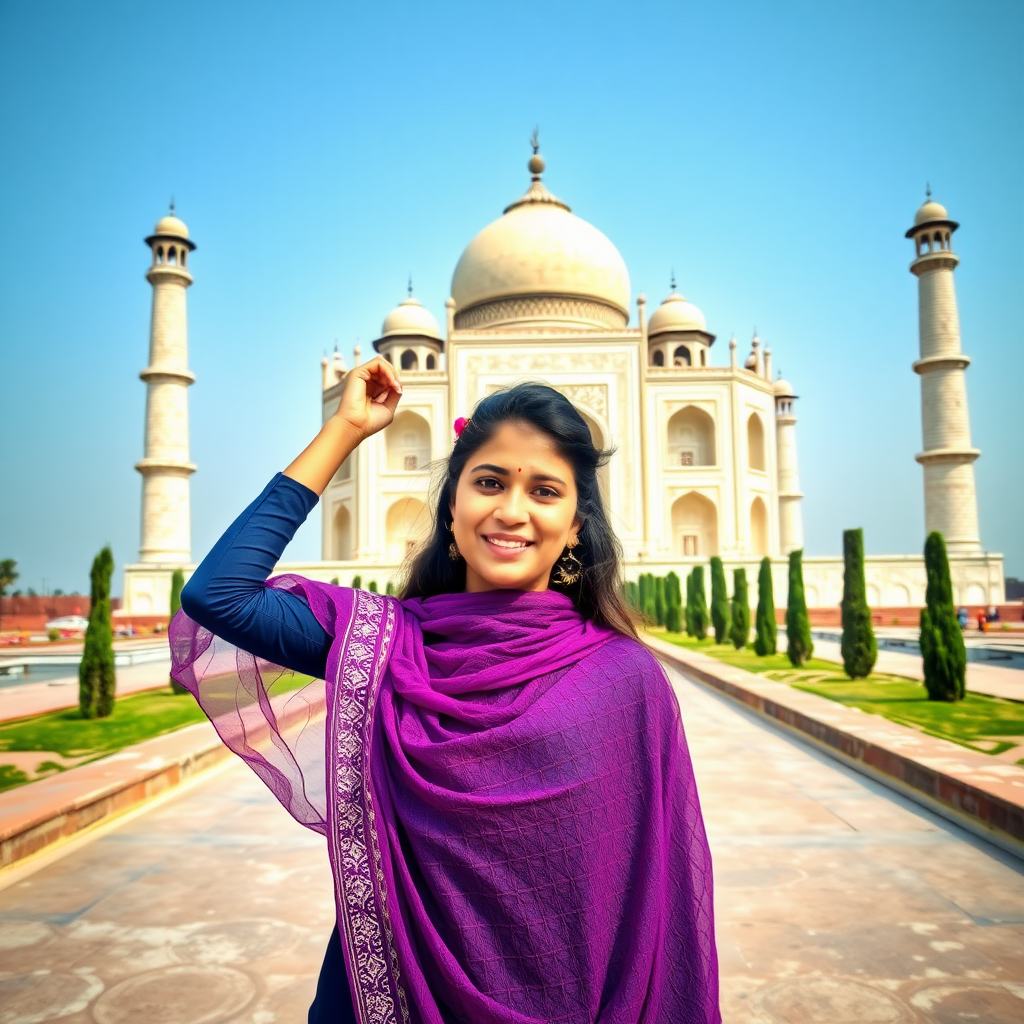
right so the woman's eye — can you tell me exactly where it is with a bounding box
[475,478,558,499]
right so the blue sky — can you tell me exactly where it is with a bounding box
[1,0,1021,596]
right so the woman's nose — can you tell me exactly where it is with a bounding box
[494,490,528,523]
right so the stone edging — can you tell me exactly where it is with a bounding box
[645,633,1024,860]
[0,721,230,873]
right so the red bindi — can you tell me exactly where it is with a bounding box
[518,467,522,473]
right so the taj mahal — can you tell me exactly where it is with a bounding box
[119,146,1005,616]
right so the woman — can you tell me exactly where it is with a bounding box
[171,357,720,1024]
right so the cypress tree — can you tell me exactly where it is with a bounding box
[654,575,666,627]
[368,581,378,593]
[168,569,188,694]
[709,557,730,644]
[729,567,750,649]
[785,549,814,666]
[351,574,362,590]
[840,528,877,678]
[665,571,681,612]
[642,573,657,624]
[665,570,682,633]
[684,571,695,636]
[79,546,116,719]
[754,557,776,656]
[330,576,340,586]
[920,532,966,701]
[627,579,640,613]
[638,573,649,617]
[386,581,395,596]
[691,566,709,640]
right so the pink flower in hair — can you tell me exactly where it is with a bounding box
[453,416,469,438]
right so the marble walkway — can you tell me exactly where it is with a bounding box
[1,666,1023,1023]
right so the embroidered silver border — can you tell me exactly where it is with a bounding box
[328,590,409,1024]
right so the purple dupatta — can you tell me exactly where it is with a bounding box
[170,579,720,1024]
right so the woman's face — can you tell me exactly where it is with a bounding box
[449,421,581,594]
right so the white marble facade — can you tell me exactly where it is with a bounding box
[122,156,1005,614]
[306,150,1004,607]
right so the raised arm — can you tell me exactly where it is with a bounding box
[180,357,403,678]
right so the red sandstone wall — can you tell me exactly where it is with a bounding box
[0,595,123,632]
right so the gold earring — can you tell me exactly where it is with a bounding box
[554,539,583,585]
[447,520,461,562]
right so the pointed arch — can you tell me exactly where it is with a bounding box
[747,412,766,471]
[671,492,718,557]
[332,503,353,560]
[400,349,419,371]
[385,497,431,562]
[577,408,610,507]
[750,496,769,556]
[667,406,715,467]
[386,411,431,472]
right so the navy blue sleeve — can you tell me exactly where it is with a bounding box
[180,472,331,679]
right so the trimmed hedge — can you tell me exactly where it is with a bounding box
[79,547,116,719]
[840,528,877,678]
[785,549,814,666]
[710,557,730,644]
[920,531,966,701]
[754,557,776,656]
[729,568,750,650]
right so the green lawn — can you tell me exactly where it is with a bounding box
[651,629,1024,761]
[0,672,313,792]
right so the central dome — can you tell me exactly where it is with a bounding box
[450,150,630,332]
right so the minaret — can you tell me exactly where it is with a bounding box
[774,376,804,553]
[136,205,197,563]
[906,192,981,554]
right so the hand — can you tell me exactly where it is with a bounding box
[335,357,403,439]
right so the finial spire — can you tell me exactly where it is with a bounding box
[670,269,677,293]
[506,128,569,213]
[925,182,931,200]
[169,195,175,214]
[408,274,413,298]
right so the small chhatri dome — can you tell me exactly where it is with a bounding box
[154,213,190,238]
[906,187,959,240]
[774,376,796,397]
[147,200,196,251]
[647,278,708,336]
[380,291,442,341]
[450,136,630,331]
[914,199,949,226]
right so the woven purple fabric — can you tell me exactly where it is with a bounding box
[170,579,720,1024]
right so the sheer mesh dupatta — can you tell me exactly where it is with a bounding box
[168,575,355,834]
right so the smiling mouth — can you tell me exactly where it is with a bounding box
[483,536,534,550]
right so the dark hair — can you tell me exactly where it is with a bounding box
[397,382,639,640]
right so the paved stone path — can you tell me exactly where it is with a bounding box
[0,659,172,723]
[2,667,1023,1023]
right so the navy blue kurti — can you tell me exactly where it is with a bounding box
[181,473,355,1024]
